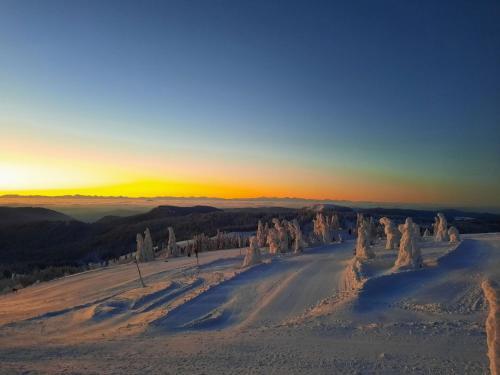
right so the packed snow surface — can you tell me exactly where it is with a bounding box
[1,233,499,374]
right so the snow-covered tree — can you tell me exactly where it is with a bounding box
[313,212,332,244]
[242,236,262,267]
[356,219,375,259]
[482,280,500,375]
[288,219,305,253]
[423,228,431,238]
[448,226,460,242]
[379,217,398,250]
[368,216,377,245]
[267,228,280,255]
[144,228,154,259]
[394,217,422,269]
[256,220,267,248]
[136,228,154,262]
[273,218,289,252]
[166,227,178,257]
[434,213,449,242]
[413,223,421,242]
[135,233,145,261]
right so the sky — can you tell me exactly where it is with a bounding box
[0,0,499,207]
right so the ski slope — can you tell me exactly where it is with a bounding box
[0,233,499,374]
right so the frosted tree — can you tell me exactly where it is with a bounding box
[136,229,154,262]
[256,220,267,248]
[267,228,280,255]
[135,233,145,262]
[379,217,398,250]
[434,213,449,242]
[394,217,422,269]
[432,216,439,239]
[330,213,340,230]
[143,228,155,260]
[423,228,431,238]
[313,212,331,244]
[166,227,178,257]
[368,216,377,245]
[242,236,262,267]
[448,226,461,242]
[413,223,421,242]
[355,219,375,259]
[356,212,363,229]
[482,280,500,375]
[288,219,305,253]
[273,218,289,252]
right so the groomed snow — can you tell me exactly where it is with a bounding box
[0,233,499,374]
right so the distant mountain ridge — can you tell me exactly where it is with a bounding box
[1,204,499,280]
[0,206,73,224]
[97,205,221,224]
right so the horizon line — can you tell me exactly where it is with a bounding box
[1,194,499,210]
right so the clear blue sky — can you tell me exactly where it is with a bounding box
[0,0,499,207]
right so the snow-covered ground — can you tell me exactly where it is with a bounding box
[0,233,499,374]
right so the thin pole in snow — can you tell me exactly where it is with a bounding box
[134,259,146,288]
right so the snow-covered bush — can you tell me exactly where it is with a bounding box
[448,226,460,242]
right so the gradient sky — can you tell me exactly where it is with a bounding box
[0,0,499,207]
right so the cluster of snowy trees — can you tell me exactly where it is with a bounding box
[242,217,307,267]
[135,226,253,263]
[136,228,155,262]
[254,218,306,257]
[185,231,248,255]
[354,211,461,271]
[355,214,422,270]
[266,218,305,255]
[433,212,461,243]
[312,212,341,244]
